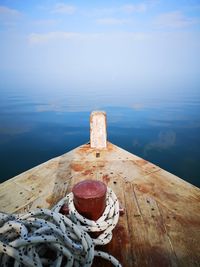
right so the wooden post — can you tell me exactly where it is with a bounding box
[90,111,107,149]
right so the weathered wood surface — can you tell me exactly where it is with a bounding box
[90,111,107,149]
[0,142,200,267]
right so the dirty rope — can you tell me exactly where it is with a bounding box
[0,187,122,267]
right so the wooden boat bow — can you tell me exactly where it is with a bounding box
[0,111,200,266]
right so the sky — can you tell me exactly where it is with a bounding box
[0,0,200,95]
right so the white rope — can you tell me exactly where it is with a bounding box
[0,187,122,267]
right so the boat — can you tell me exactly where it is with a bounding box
[0,111,200,267]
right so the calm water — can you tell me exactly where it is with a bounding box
[0,87,200,188]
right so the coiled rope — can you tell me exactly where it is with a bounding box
[0,187,122,267]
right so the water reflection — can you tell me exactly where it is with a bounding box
[132,103,145,111]
[0,89,199,187]
[144,130,176,156]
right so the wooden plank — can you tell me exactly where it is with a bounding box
[129,169,200,266]
[133,169,200,225]
[0,156,73,213]
[96,163,135,266]
[0,182,35,213]
[122,181,178,267]
[158,204,200,267]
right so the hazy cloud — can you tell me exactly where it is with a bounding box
[28,31,150,45]
[0,5,21,27]
[87,7,117,17]
[0,6,21,17]
[28,32,81,44]
[96,18,131,25]
[33,19,59,26]
[122,3,147,13]
[84,2,148,17]
[51,3,76,14]
[154,11,198,28]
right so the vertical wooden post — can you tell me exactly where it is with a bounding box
[90,111,107,149]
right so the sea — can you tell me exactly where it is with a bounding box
[0,87,200,188]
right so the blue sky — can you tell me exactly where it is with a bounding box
[0,0,200,94]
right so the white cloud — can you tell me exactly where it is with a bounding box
[51,3,76,14]
[154,11,198,28]
[96,18,131,25]
[122,3,147,13]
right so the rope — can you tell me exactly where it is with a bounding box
[0,187,122,267]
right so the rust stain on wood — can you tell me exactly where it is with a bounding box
[102,174,110,184]
[76,144,93,156]
[70,163,84,172]
[83,169,93,176]
[145,246,172,267]
[45,194,57,206]
[135,159,148,166]
[113,224,130,246]
[136,184,151,194]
